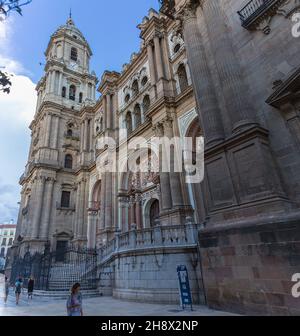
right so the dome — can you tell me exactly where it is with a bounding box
[52,17,88,45]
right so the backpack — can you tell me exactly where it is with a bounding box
[15,281,21,291]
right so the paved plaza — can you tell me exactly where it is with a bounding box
[0,276,234,316]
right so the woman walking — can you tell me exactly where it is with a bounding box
[27,276,34,300]
[15,277,23,305]
[4,277,10,304]
[66,283,83,316]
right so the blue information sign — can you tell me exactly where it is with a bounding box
[177,265,193,310]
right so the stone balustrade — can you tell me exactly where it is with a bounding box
[97,223,201,265]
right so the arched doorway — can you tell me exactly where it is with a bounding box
[143,198,160,228]
[87,180,102,249]
[150,199,160,227]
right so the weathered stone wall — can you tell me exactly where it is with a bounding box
[99,248,206,305]
[199,217,300,315]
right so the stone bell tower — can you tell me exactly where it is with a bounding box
[14,16,97,255]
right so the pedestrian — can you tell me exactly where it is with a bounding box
[15,277,23,305]
[4,277,10,304]
[66,283,83,316]
[27,276,35,300]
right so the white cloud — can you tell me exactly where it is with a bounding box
[0,17,37,222]
[0,74,37,125]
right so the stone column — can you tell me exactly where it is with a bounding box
[32,176,46,239]
[163,118,184,207]
[80,179,87,238]
[135,194,142,230]
[154,123,172,210]
[201,0,257,132]
[147,41,157,84]
[180,2,224,146]
[103,95,107,129]
[89,119,94,152]
[105,172,113,230]
[106,94,112,130]
[99,174,106,230]
[87,212,97,249]
[58,72,63,96]
[80,121,84,152]
[83,119,89,152]
[50,71,55,93]
[112,93,118,130]
[40,178,55,239]
[52,115,60,149]
[130,197,136,226]
[75,181,82,239]
[44,114,52,147]
[153,34,165,80]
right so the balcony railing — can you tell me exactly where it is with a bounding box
[237,0,282,30]
[159,0,176,19]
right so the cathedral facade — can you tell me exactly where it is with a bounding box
[11,0,300,315]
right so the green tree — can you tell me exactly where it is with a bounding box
[0,0,32,19]
[0,1,32,94]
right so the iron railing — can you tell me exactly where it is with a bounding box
[238,0,281,27]
[10,247,98,291]
[159,0,176,19]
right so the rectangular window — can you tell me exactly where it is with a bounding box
[2,238,7,246]
[61,191,71,208]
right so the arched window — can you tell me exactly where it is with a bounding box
[132,80,139,97]
[126,112,133,134]
[141,76,148,87]
[142,95,150,114]
[64,154,73,169]
[177,64,189,93]
[62,86,66,98]
[174,43,181,54]
[79,92,83,103]
[67,129,73,137]
[134,104,142,128]
[69,85,76,101]
[124,94,131,104]
[71,47,78,62]
[100,117,103,132]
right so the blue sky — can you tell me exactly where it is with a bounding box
[14,0,159,82]
[0,0,159,223]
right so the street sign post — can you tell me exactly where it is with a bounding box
[177,265,193,311]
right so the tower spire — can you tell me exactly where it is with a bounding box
[67,8,74,25]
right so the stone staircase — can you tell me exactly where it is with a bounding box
[47,262,97,291]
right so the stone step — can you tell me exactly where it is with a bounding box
[34,289,102,300]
